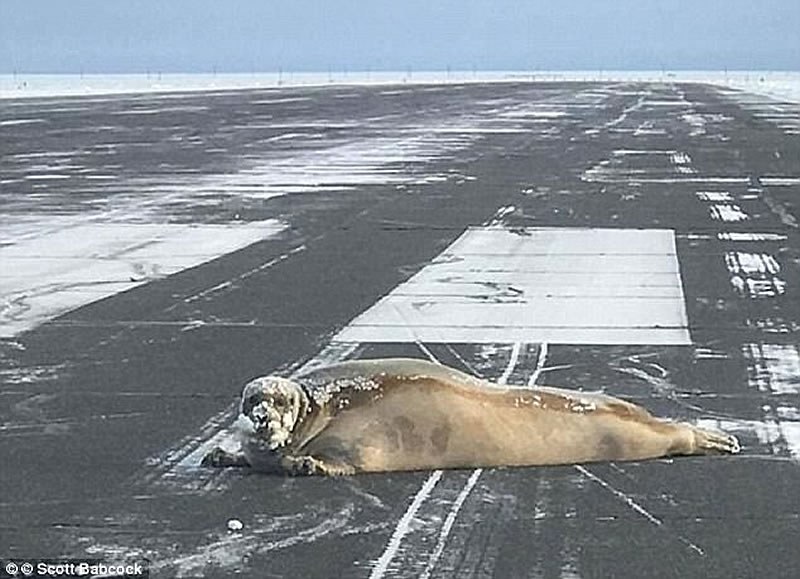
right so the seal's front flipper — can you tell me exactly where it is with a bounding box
[281,454,356,476]
[201,446,251,468]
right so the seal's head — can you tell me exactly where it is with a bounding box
[240,376,308,450]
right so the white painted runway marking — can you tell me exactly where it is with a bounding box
[368,341,526,578]
[499,341,522,385]
[337,227,691,345]
[418,468,483,579]
[697,413,800,462]
[696,191,733,202]
[528,342,549,387]
[0,220,286,337]
[760,177,800,186]
[368,470,444,579]
[709,203,750,222]
[718,232,787,242]
[724,251,787,298]
[583,147,706,182]
[744,343,800,395]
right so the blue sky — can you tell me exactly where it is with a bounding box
[1,0,798,73]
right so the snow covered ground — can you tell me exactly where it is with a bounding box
[1,70,799,102]
[711,72,800,104]
[0,71,525,99]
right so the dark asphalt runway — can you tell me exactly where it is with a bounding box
[2,80,799,578]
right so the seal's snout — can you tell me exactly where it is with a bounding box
[240,376,304,450]
[240,378,268,417]
[241,390,262,418]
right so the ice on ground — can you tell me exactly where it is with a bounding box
[2,71,800,102]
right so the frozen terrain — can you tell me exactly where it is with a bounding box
[2,70,799,103]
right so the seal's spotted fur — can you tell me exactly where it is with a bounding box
[202,358,740,475]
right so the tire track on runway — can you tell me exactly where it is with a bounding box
[573,464,705,556]
[367,341,537,579]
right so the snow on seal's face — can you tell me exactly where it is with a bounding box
[240,377,305,450]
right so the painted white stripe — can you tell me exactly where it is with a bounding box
[181,243,306,306]
[575,465,704,556]
[709,204,749,222]
[414,341,522,576]
[499,342,522,385]
[528,342,549,387]
[368,470,444,579]
[760,177,800,186]
[0,220,286,337]
[339,326,690,345]
[370,338,524,578]
[744,343,800,395]
[718,232,787,242]
[419,468,483,579]
[337,226,691,345]
[415,341,441,365]
[585,176,751,184]
[696,191,732,202]
[575,465,663,526]
[367,338,447,579]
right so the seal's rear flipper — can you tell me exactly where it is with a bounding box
[201,446,252,468]
[691,427,741,455]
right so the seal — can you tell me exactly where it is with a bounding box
[201,358,740,475]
